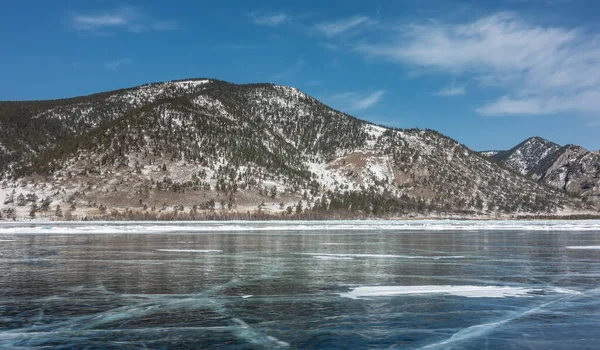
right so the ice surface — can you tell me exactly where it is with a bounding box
[340,285,545,299]
[551,287,582,295]
[1,225,599,349]
[312,255,355,260]
[156,249,222,253]
[566,246,600,250]
[298,253,465,259]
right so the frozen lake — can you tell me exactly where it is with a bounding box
[1,220,600,349]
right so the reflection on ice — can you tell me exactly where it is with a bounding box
[566,246,600,250]
[312,255,355,260]
[155,249,222,253]
[0,286,291,349]
[298,253,465,259]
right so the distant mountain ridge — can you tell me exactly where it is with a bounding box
[0,78,593,220]
[487,137,561,175]
[481,137,600,207]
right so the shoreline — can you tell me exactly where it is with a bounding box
[2,213,600,223]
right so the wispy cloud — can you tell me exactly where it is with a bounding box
[315,16,377,37]
[271,59,305,81]
[329,90,386,111]
[435,84,466,96]
[476,91,600,116]
[249,12,288,27]
[355,12,600,117]
[321,43,339,51]
[70,7,176,33]
[105,58,133,71]
[585,119,600,127]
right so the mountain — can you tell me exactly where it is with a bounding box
[481,137,600,207]
[0,79,591,220]
[486,137,561,176]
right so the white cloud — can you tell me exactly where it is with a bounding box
[353,90,386,110]
[250,12,288,27]
[355,12,600,117]
[315,16,377,37]
[585,119,600,127]
[70,7,175,33]
[74,14,129,30]
[105,58,133,71]
[330,90,386,111]
[435,84,466,96]
[477,90,600,116]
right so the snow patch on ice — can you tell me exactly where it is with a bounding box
[566,246,600,250]
[312,255,355,260]
[297,253,465,259]
[340,285,542,299]
[156,249,222,253]
[551,287,582,295]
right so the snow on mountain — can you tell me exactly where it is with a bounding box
[109,79,212,107]
[483,138,600,207]
[480,150,499,158]
[487,137,561,176]
[0,78,216,178]
[364,124,386,148]
[537,145,600,204]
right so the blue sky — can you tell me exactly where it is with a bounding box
[2,0,600,151]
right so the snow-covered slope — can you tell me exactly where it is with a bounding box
[535,146,600,206]
[488,137,561,176]
[482,138,600,207]
[479,150,500,158]
[0,78,215,176]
